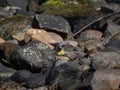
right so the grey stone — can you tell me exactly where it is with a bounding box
[25,73,46,88]
[91,52,120,70]
[34,14,71,38]
[91,69,120,90]
[10,41,56,72]
[11,70,32,83]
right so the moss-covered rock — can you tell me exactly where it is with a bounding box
[0,14,31,40]
[37,0,95,18]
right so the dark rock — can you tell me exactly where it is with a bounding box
[73,15,107,38]
[91,52,120,70]
[105,32,120,50]
[104,16,120,38]
[11,70,32,83]
[33,14,71,38]
[91,69,120,90]
[0,14,31,40]
[0,62,16,81]
[48,61,83,89]
[0,42,20,62]
[58,78,83,90]
[25,73,46,88]
[7,0,29,11]
[15,10,35,17]
[0,0,9,7]
[10,41,56,72]
[106,0,120,3]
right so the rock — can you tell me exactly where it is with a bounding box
[79,58,91,65]
[48,32,63,43]
[11,70,32,83]
[48,61,83,84]
[60,44,83,59]
[48,61,83,90]
[55,56,69,67]
[15,9,35,17]
[0,6,16,18]
[91,52,120,70]
[27,0,40,12]
[34,87,48,90]
[33,14,71,38]
[10,41,56,72]
[0,37,5,43]
[104,18,120,38]
[25,73,46,88]
[0,42,20,61]
[105,32,120,50]
[0,0,9,7]
[84,39,103,56]
[38,0,95,18]
[79,30,103,40]
[79,65,90,72]
[73,14,107,38]
[0,14,31,40]
[7,0,29,11]
[25,28,63,49]
[91,69,120,90]
[57,78,83,90]
[0,62,16,81]
[12,32,25,42]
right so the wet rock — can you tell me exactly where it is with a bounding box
[91,52,120,70]
[33,14,71,38]
[10,41,55,72]
[79,30,103,40]
[0,14,31,40]
[11,70,32,83]
[25,73,46,88]
[91,69,120,90]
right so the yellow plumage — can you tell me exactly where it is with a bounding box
[57,49,65,56]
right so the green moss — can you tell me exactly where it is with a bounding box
[0,14,28,25]
[0,14,29,40]
[37,0,95,18]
